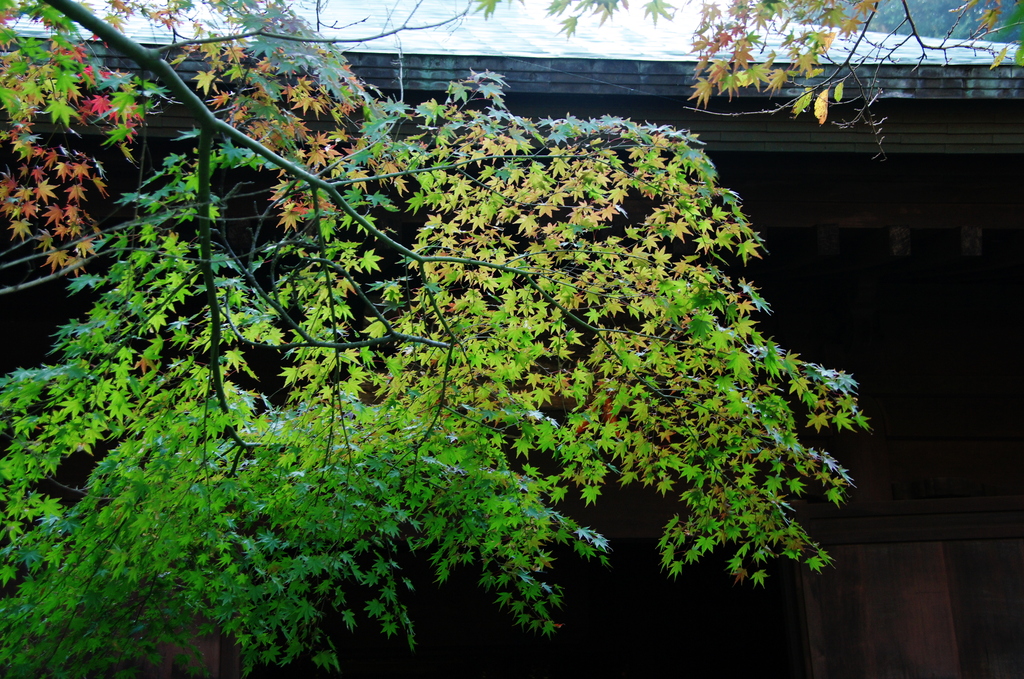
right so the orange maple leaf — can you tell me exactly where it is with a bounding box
[66,183,87,203]
[43,204,64,227]
[34,180,57,203]
[43,249,70,272]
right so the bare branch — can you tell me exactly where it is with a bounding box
[156,10,468,54]
[0,258,93,296]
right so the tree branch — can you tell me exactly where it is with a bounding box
[156,11,467,54]
[0,257,92,296]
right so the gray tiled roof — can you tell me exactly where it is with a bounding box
[315,0,1010,67]
[14,0,1015,67]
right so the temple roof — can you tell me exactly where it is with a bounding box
[14,0,1016,67]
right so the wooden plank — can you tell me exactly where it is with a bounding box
[828,413,892,503]
[888,225,912,256]
[798,497,1024,545]
[803,497,1024,519]
[802,542,960,679]
[797,549,839,678]
[880,396,1024,439]
[218,634,241,679]
[945,540,1024,678]
[807,509,1024,544]
[886,441,1024,499]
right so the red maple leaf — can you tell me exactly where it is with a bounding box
[81,95,112,117]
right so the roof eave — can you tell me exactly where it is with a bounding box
[345,52,1024,100]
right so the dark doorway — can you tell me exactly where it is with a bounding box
[252,540,795,678]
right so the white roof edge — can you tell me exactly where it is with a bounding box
[12,0,1019,68]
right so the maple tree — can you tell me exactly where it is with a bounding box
[0,0,877,676]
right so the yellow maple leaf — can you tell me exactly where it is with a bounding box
[7,219,31,239]
[689,78,714,107]
[767,68,789,93]
[194,70,217,96]
[814,89,829,125]
[44,249,70,272]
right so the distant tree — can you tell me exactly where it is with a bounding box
[871,0,992,40]
[0,0,866,675]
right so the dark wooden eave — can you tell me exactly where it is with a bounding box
[344,53,1024,155]
[62,43,1024,154]
[345,52,1024,100]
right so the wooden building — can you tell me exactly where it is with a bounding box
[323,8,1024,678]
[3,4,1023,677]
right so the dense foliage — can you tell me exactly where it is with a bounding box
[0,0,874,675]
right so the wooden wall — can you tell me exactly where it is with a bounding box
[793,501,1024,679]
[719,152,1024,679]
